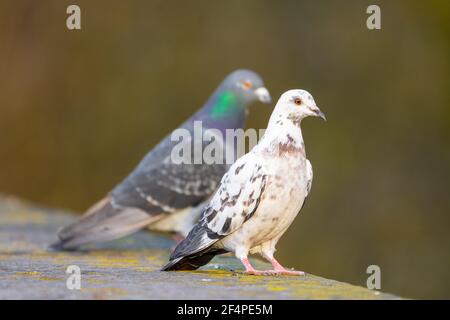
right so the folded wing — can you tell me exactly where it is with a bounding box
[162,153,267,270]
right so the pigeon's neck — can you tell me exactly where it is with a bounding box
[197,90,247,132]
[258,111,306,157]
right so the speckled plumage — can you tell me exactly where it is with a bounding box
[162,89,325,274]
[50,70,271,250]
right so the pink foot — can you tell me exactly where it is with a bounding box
[240,258,280,276]
[269,258,305,276]
[240,258,305,276]
[243,269,274,276]
[270,269,305,276]
[240,258,269,275]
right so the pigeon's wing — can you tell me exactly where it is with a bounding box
[164,153,267,267]
[111,132,228,215]
[52,131,229,250]
[306,159,313,196]
[203,156,267,238]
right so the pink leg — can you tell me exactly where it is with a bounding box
[241,258,272,275]
[269,258,305,276]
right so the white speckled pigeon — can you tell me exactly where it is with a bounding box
[51,70,271,250]
[162,89,325,275]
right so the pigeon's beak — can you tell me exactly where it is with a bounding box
[254,87,272,104]
[312,106,326,121]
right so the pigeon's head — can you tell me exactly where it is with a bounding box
[276,89,326,122]
[221,69,272,105]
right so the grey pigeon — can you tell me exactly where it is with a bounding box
[162,89,325,274]
[51,70,271,250]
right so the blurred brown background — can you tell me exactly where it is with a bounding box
[0,0,449,298]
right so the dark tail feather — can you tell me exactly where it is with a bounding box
[49,197,157,251]
[48,240,76,252]
[161,248,227,271]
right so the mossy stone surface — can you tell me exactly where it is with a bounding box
[0,195,400,300]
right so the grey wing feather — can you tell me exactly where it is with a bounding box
[50,196,157,250]
[111,130,228,215]
[52,125,230,251]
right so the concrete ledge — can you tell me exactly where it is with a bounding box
[0,195,400,299]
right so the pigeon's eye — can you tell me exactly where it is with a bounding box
[242,80,252,90]
[294,98,302,106]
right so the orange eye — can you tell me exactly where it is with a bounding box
[242,80,252,90]
[294,98,302,106]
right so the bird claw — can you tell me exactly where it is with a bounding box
[243,269,305,276]
[243,269,270,276]
[271,269,305,276]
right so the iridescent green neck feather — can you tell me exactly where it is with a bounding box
[209,91,239,119]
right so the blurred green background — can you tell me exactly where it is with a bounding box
[0,0,449,298]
